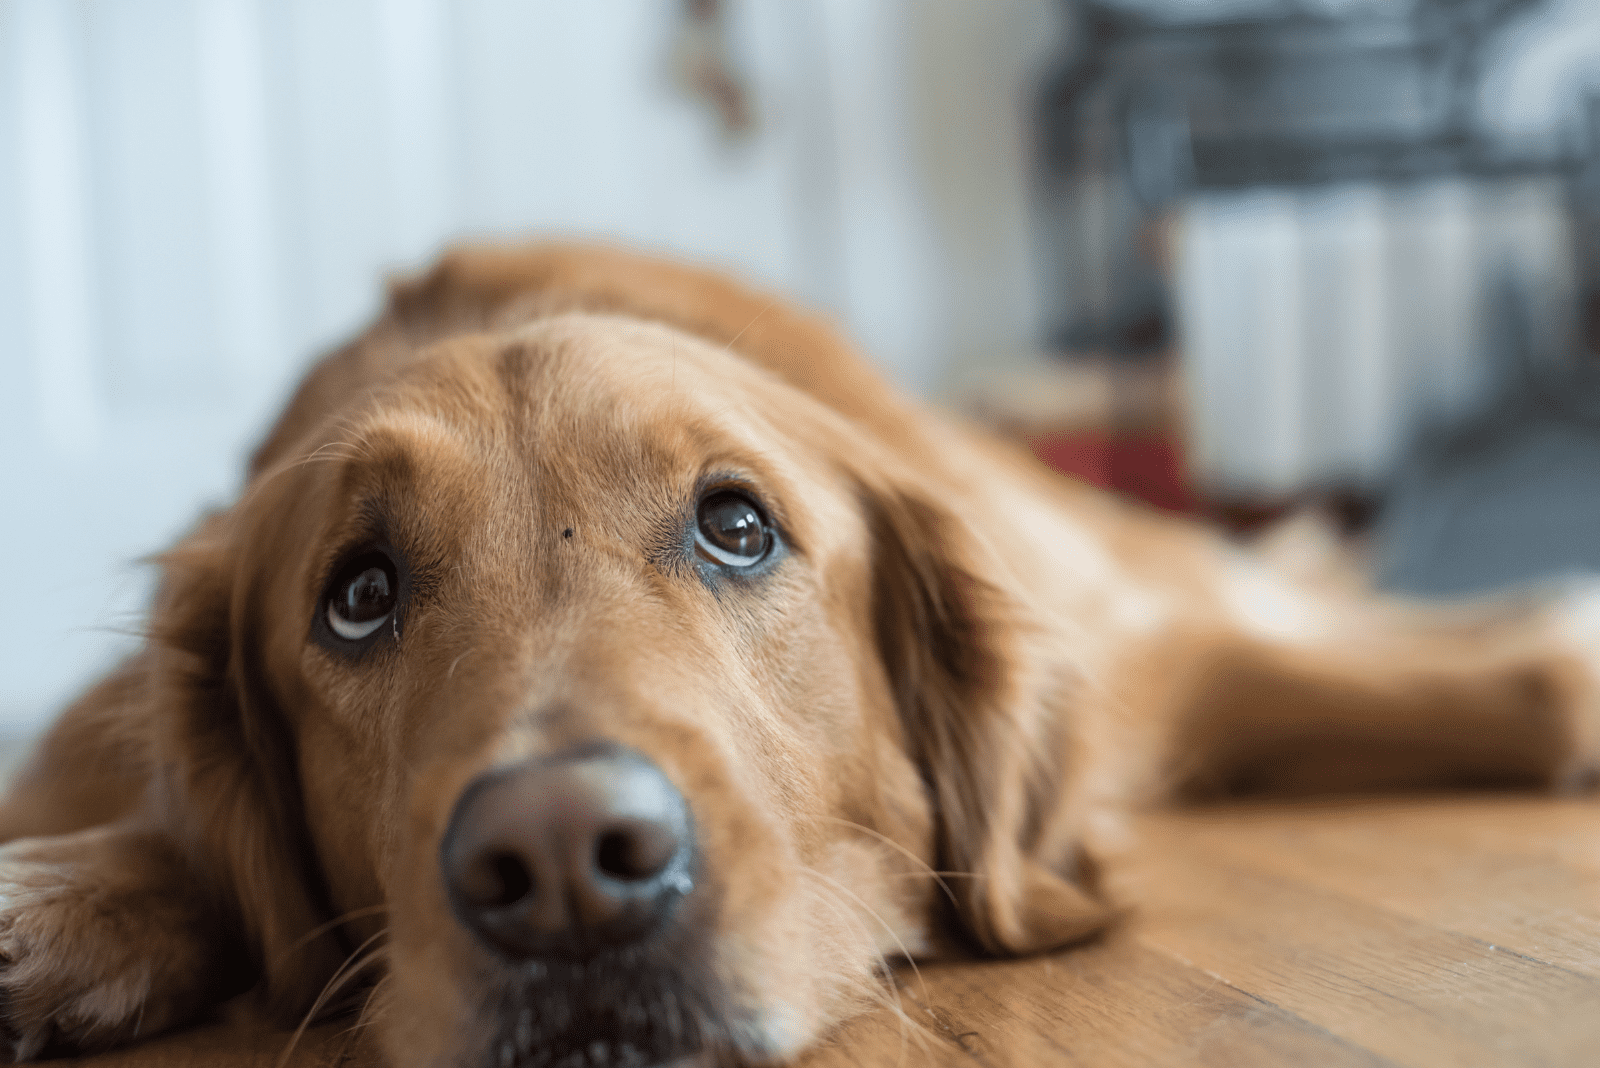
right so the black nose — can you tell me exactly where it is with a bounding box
[440,744,695,961]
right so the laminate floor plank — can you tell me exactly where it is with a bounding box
[1122,806,1600,1067]
[1137,800,1600,977]
[801,935,1395,1068]
[48,796,1600,1067]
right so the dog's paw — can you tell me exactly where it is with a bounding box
[0,830,219,1061]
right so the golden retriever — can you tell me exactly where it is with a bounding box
[2,244,1597,1066]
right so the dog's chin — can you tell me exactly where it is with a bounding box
[467,941,751,1068]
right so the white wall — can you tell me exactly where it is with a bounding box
[0,0,1063,731]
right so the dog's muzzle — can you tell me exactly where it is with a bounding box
[439,743,719,1066]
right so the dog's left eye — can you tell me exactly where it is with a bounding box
[326,554,398,640]
[695,491,770,567]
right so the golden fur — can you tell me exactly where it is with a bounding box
[2,244,1597,1065]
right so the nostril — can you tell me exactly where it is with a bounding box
[489,852,534,905]
[460,850,534,908]
[595,823,677,882]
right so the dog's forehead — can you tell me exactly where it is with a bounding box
[301,313,855,541]
[369,314,802,462]
[499,312,797,434]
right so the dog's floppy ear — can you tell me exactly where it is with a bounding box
[866,485,1113,955]
[150,516,346,1020]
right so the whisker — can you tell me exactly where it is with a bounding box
[446,649,474,681]
[276,928,390,1068]
[883,871,987,880]
[271,903,391,969]
[339,970,394,1045]
[234,450,355,511]
[721,302,775,354]
[796,876,924,1064]
[817,816,962,909]
[798,867,930,1008]
[237,417,385,511]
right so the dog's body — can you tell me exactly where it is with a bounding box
[2,244,1597,1066]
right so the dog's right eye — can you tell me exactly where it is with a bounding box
[326,554,398,641]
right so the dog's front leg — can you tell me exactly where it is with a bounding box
[0,821,237,1060]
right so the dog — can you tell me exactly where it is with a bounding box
[2,243,1597,1067]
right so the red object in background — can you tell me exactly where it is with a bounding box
[1031,431,1197,514]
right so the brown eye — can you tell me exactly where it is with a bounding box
[326,554,398,640]
[695,491,770,567]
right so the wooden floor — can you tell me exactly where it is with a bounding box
[56,795,1600,1068]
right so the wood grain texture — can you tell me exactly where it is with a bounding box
[52,796,1600,1068]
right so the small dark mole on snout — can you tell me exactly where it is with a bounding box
[562,528,574,539]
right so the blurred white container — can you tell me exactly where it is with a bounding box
[1175,174,1575,495]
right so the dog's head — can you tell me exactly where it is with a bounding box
[151,255,1110,1066]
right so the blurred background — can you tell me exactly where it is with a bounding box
[3,0,1600,732]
